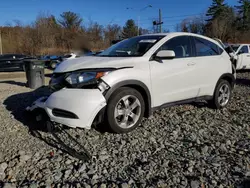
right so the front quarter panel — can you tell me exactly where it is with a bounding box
[101,64,153,105]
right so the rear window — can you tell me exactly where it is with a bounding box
[193,37,223,57]
[239,46,249,53]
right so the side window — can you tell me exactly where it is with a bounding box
[15,55,25,59]
[194,37,222,57]
[3,55,12,59]
[158,36,192,58]
[239,46,249,54]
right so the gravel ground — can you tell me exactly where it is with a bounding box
[0,71,250,188]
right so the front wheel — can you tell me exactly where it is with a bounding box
[208,79,232,109]
[106,87,145,133]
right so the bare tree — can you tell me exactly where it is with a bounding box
[104,24,121,46]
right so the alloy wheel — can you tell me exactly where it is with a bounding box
[218,84,230,107]
[114,95,141,129]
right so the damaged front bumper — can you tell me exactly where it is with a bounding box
[26,88,107,129]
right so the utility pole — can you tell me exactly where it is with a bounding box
[159,9,162,33]
[0,31,2,55]
[137,16,140,36]
[153,9,163,33]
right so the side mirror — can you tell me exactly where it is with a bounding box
[155,50,175,59]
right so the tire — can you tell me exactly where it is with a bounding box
[106,87,145,133]
[208,79,232,109]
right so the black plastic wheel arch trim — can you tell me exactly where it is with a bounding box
[104,80,152,117]
[217,73,236,88]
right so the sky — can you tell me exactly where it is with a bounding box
[0,0,237,31]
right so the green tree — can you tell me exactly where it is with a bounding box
[122,19,138,39]
[236,0,250,30]
[58,11,83,30]
[206,0,228,21]
[205,6,236,41]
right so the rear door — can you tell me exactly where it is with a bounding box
[190,36,225,97]
[237,45,250,69]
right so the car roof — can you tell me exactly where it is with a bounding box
[142,32,219,41]
[142,32,210,37]
[142,32,222,47]
[230,44,250,46]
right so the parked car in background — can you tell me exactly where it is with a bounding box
[0,54,35,72]
[27,32,235,134]
[111,39,123,45]
[227,44,250,70]
[62,53,77,60]
[94,50,104,55]
[39,55,63,69]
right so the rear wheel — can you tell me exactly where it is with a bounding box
[106,87,145,133]
[208,79,232,109]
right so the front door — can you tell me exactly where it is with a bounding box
[150,36,199,107]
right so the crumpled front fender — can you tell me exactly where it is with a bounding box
[27,88,107,129]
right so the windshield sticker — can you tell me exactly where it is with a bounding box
[139,39,157,43]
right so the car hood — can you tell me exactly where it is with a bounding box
[54,56,138,73]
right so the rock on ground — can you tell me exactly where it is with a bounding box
[0,71,250,187]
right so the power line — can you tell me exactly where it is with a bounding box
[139,13,204,21]
[139,17,202,25]
[161,13,204,19]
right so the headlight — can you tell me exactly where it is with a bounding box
[49,74,66,91]
[65,71,111,87]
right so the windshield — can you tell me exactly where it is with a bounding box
[98,35,165,57]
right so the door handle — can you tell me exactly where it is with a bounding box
[187,62,196,66]
[247,55,250,57]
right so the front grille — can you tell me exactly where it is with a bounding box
[52,109,78,119]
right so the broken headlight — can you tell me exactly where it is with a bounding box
[65,70,112,88]
[49,74,66,91]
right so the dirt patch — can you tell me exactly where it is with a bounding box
[0,69,53,80]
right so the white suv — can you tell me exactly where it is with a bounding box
[27,32,235,133]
